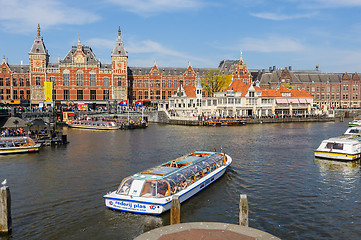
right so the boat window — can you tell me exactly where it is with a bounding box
[349,129,361,133]
[140,180,157,198]
[326,142,344,150]
[156,180,170,197]
[116,177,133,195]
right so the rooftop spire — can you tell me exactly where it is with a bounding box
[118,26,121,40]
[77,33,82,50]
[37,24,40,37]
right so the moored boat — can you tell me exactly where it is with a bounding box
[67,120,119,130]
[314,136,361,161]
[0,136,41,154]
[343,126,361,137]
[103,151,232,215]
[348,118,361,127]
[204,118,246,126]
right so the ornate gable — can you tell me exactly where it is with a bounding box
[73,39,86,64]
[280,67,291,83]
[183,62,196,78]
[148,62,161,77]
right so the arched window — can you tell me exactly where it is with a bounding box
[63,69,70,86]
[76,70,83,86]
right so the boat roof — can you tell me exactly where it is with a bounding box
[131,151,221,181]
[324,135,361,143]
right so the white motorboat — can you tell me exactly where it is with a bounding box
[0,136,41,154]
[103,151,232,215]
[314,136,361,161]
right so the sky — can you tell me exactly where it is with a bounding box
[1,0,361,73]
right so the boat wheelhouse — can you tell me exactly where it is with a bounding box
[314,136,361,161]
[67,120,119,130]
[0,137,41,154]
[343,126,361,137]
[103,151,232,215]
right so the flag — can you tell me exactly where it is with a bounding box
[119,100,128,106]
[135,100,143,107]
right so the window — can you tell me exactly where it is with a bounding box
[144,91,148,99]
[77,90,83,100]
[6,78,10,86]
[174,80,177,88]
[162,80,166,88]
[188,70,192,77]
[35,76,41,85]
[103,90,109,100]
[156,79,160,88]
[0,89,3,100]
[2,68,6,74]
[249,92,255,97]
[162,91,166,99]
[50,76,56,86]
[0,78,3,86]
[321,87,325,92]
[144,79,148,88]
[64,90,69,100]
[90,73,96,86]
[26,78,30,86]
[316,87,320,92]
[138,91,143,99]
[13,78,17,86]
[52,89,56,100]
[13,90,18,99]
[88,90,95,100]
[76,71,83,86]
[153,70,157,76]
[26,90,30,100]
[19,78,24,86]
[117,77,122,86]
[103,77,109,87]
[138,79,142,88]
[133,79,137,88]
[63,71,70,86]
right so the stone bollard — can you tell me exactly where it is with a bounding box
[239,194,248,227]
[0,180,12,234]
[170,195,180,225]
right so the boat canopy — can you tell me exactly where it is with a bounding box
[116,151,226,198]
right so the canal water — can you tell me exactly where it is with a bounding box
[0,121,360,240]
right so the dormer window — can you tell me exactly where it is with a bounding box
[118,51,121,54]
[153,70,157,76]
[36,48,39,53]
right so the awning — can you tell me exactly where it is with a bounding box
[298,99,307,104]
[276,99,288,104]
[67,112,76,116]
[287,99,300,104]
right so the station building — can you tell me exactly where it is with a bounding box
[0,25,360,111]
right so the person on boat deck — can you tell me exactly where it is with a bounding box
[170,161,178,168]
[181,180,187,189]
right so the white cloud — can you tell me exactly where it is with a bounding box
[250,11,318,20]
[294,0,361,8]
[239,36,305,53]
[106,0,206,15]
[86,37,211,66]
[0,0,100,33]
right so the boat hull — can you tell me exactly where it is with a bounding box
[0,144,41,155]
[67,124,119,130]
[314,150,361,161]
[104,155,231,215]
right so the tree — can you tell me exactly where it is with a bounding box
[201,70,231,97]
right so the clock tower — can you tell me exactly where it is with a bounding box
[111,27,128,101]
[29,24,49,104]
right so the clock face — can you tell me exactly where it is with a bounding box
[116,61,123,69]
[34,60,41,68]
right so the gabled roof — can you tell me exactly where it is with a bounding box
[60,45,99,64]
[259,89,282,97]
[290,89,313,98]
[227,80,250,97]
[184,85,196,97]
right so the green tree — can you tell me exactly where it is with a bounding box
[13,119,19,129]
[201,70,230,97]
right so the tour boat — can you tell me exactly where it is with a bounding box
[67,120,119,130]
[103,151,232,215]
[0,136,41,154]
[314,136,361,161]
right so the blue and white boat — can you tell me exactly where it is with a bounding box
[103,151,232,215]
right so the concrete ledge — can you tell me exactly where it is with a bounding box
[134,222,280,240]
